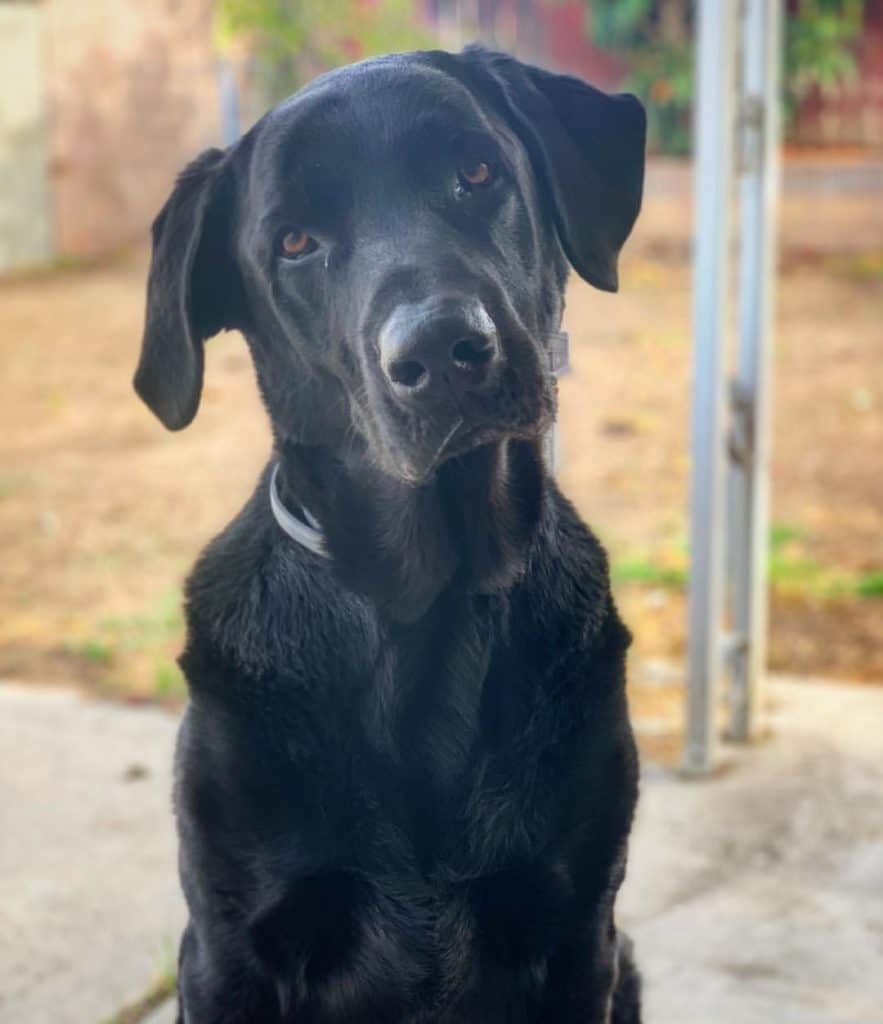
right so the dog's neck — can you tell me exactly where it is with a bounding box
[274,437,548,623]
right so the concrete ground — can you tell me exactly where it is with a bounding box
[1,678,881,1024]
[0,685,184,1024]
[622,679,883,1024]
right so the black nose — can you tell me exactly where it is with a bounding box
[379,298,501,405]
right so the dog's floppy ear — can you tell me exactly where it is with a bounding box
[459,46,646,292]
[134,147,240,429]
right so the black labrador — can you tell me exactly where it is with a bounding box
[135,46,646,1024]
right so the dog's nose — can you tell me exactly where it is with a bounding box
[379,298,501,404]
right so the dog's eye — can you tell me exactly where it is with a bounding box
[461,161,492,186]
[456,161,494,196]
[280,229,317,260]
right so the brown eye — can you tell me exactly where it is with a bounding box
[280,229,316,259]
[459,161,493,188]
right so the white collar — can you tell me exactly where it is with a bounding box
[269,463,330,558]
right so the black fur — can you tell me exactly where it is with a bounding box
[135,46,645,1023]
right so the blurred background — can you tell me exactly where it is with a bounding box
[0,3,881,1021]
[1,0,880,705]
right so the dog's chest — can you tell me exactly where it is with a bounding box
[236,618,580,1000]
[181,556,631,1018]
[250,594,558,876]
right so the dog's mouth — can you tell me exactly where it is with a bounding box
[380,370,556,486]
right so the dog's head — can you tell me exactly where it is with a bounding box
[135,47,644,485]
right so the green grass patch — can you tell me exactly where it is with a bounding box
[99,589,184,652]
[73,590,187,701]
[71,638,115,665]
[857,571,883,599]
[768,521,806,553]
[612,557,687,589]
[612,522,881,602]
[153,658,187,701]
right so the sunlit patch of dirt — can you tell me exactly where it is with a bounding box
[0,183,880,704]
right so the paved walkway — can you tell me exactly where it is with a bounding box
[622,678,883,1023]
[0,685,184,1024]
[1,677,881,1024]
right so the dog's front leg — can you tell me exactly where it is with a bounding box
[543,907,639,1024]
[176,920,279,1024]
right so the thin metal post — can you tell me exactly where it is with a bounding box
[729,0,782,741]
[684,0,738,775]
[218,60,241,146]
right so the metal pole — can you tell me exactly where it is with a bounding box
[729,0,782,741]
[684,0,738,775]
[218,60,241,146]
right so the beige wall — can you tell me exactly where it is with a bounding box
[0,3,53,272]
[44,0,222,258]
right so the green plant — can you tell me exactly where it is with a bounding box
[786,0,863,126]
[574,0,864,154]
[217,0,432,104]
[582,0,693,155]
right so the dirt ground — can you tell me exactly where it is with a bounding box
[0,158,881,701]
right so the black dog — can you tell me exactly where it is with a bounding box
[135,46,645,1023]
